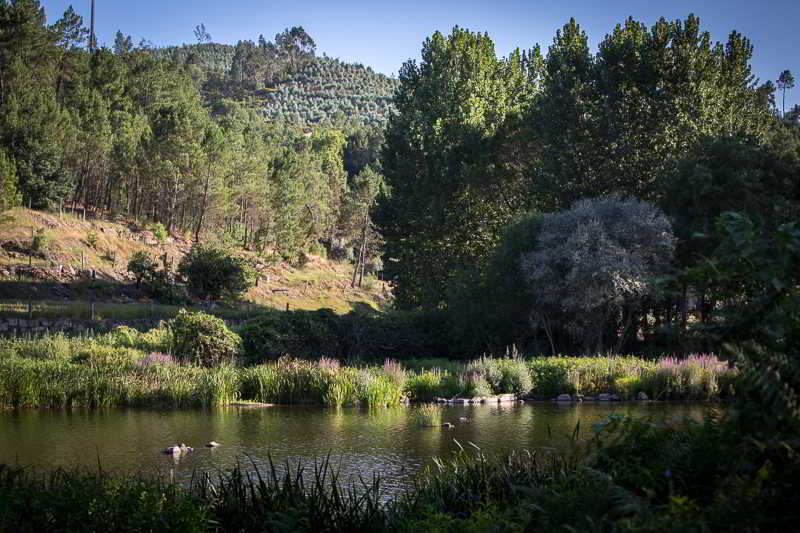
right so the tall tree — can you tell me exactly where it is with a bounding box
[376,27,533,308]
[777,70,795,116]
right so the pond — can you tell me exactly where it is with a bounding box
[0,402,705,494]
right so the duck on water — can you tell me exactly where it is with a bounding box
[161,443,193,455]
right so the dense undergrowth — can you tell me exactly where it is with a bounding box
[0,325,735,409]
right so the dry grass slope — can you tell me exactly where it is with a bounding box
[0,208,389,313]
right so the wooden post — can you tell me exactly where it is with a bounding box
[285,302,290,311]
[90,300,95,320]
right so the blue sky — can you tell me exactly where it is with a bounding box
[42,0,800,110]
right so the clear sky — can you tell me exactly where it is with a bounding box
[42,0,800,110]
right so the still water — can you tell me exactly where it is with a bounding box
[0,403,704,493]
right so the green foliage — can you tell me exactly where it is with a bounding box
[240,309,344,361]
[0,148,20,213]
[240,308,455,363]
[448,213,544,355]
[126,251,188,303]
[406,370,445,402]
[30,228,49,252]
[178,244,256,300]
[377,26,535,309]
[521,197,675,354]
[126,251,158,288]
[666,133,800,269]
[413,404,443,427]
[0,465,210,532]
[86,229,98,248]
[145,270,191,305]
[686,212,800,431]
[170,309,241,367]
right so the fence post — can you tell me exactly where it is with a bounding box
[90,300,95,321]
[286,302,290,311]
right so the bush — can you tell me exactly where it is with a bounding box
[171,310,240,367]
[240,309,344,362]
[31,228,49,252]
[307,240,326,257]
[127,251,158,289]
[86,230,98,248]
[328,242,352,262]
[145,270,190,305]
[148,222,167,243]
[178,244,256,300]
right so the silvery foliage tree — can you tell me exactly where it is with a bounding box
[521,196,675,354]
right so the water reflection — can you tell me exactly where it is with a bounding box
[0,402,706,492]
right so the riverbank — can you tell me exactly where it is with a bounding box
[0,328,735,409]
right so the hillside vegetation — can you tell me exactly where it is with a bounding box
[148,32,398,126]
[0,208,388,313]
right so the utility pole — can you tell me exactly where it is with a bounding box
[89,0,96,52]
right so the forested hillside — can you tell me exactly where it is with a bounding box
[0,2,385,283]
[146,29,398,126]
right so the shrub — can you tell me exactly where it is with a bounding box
[178,244,256,300]
[307,240,326,257]
[148,222,167,243]
[86,230,98,248]
[145,270,190,305]
[497,358,533,395]
[460,372,492,398]
[108,325,140,347]
[328,242,352,262]
[240,309,344,361]
[170,310,240,367]
[31,228,49,252]
[127,251,158,289]
[406,370,443,402]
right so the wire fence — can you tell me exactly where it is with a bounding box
[0,299,266,322]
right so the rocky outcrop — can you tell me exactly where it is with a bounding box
[434,393,520,404]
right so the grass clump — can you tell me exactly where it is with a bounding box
[405,369,445,402]
[413,404,443,427]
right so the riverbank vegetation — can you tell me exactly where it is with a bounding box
[0,321,735,409]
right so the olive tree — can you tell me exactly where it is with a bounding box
[521,196,675,354]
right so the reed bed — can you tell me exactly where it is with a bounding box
[413,404,442,427]
[0,329,735,409]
